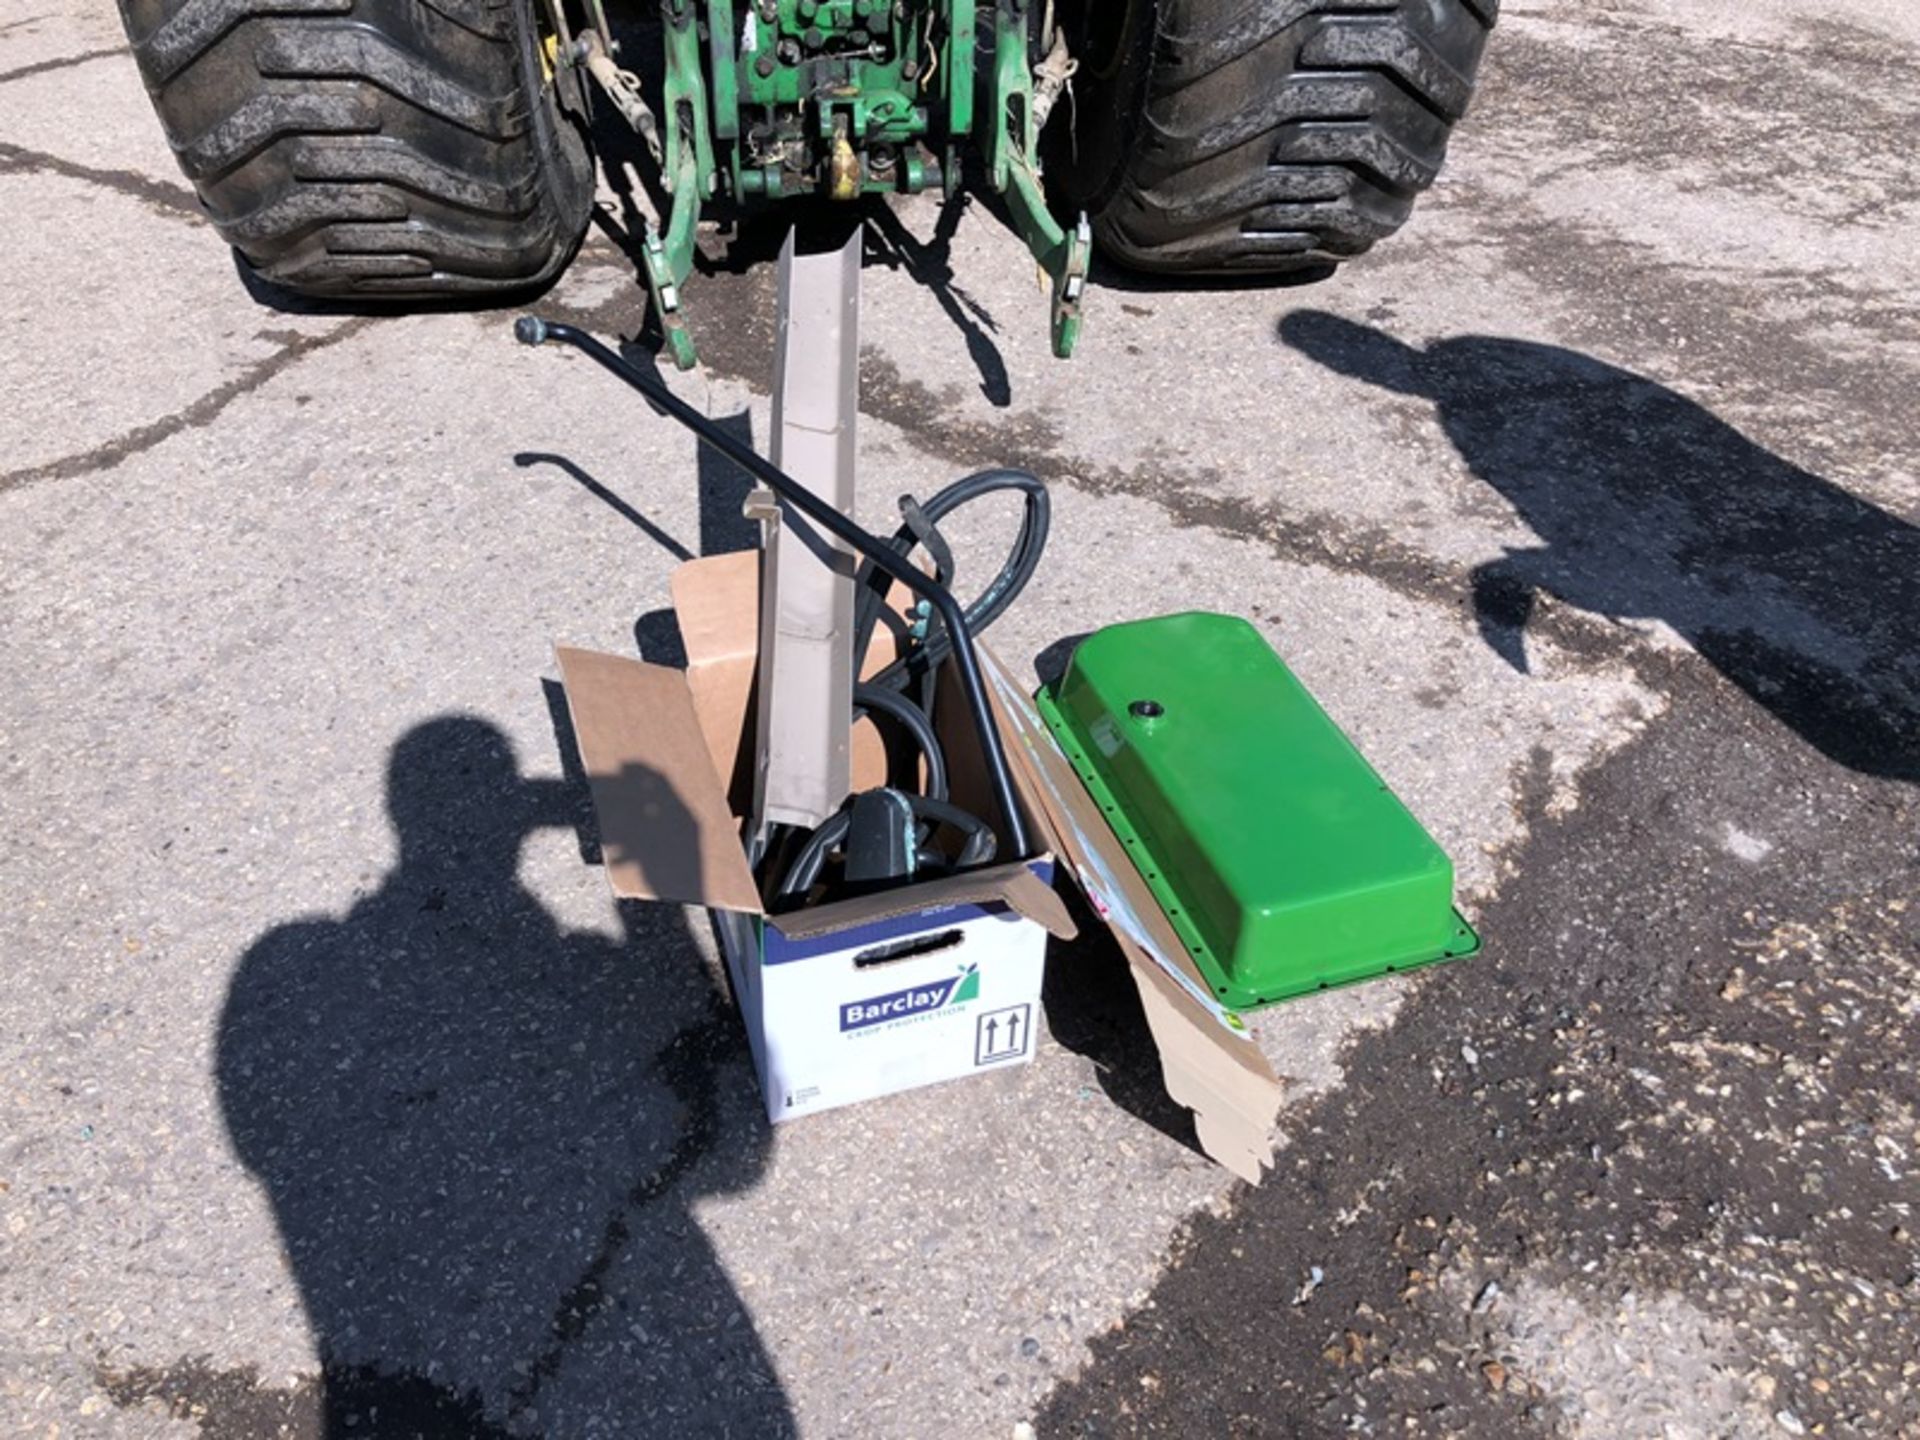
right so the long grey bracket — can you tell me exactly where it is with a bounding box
[752,226,861,834]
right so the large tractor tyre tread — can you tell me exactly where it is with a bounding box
[118,0,593,298]
[1054,0,1496,275]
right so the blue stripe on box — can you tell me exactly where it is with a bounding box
[763,859,1055,965]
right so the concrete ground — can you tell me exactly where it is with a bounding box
[2,1,1915,1436]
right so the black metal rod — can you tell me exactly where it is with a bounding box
[516,316,1032,862]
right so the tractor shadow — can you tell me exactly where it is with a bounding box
[864,191,1012,408]
[1282,313,1920,784]
[585,177,1013,409]
[579,18,1011,410]
[217,713,796,1436]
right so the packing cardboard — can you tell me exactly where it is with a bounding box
[556,552,1073,1124]
[977,646,1284,1184]
[556,550,1282,1175]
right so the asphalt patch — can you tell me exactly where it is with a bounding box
[1036,655,1918,1438]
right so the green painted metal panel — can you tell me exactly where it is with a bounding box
[1036,613,1478,1008]
[736,0,937,146]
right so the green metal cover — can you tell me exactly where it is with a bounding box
[1035,613,1478,1009]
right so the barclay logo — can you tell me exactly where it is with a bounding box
[840,964,980,1032]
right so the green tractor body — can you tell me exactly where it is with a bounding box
[631,0,1087,366]
[117,0,1494,366]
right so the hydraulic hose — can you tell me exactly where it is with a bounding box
[775,794,999,903]
[854,681,948,803]
[852,468,1051,696]
[515,316,1049,905]
[514,316,1032,863]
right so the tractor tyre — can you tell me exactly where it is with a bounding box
[1048,0,1496,274]
[116,0,594,299]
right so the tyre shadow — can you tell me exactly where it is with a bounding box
[1281,312,1920,783]
[217,714,795,1437]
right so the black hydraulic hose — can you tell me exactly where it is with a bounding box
[776,793,997,902]
[852,468,1050,695]
[853,681,947,803]
[797,478,1044,893]
[775,812,852,901]
[514,316,1031,861]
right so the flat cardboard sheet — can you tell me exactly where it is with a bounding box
[979,644,1283,1182]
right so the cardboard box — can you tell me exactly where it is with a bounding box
[556,551,1286,1177]
[706,867,1060,1120]
[555,553,1074,1124]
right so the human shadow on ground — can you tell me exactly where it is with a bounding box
[1282,313,1920,783]
[218,715,794,1437]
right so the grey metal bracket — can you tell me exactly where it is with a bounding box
[751,226,862,836]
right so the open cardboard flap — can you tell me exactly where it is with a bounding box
[769,860,1073,941]
[670,550,918,815]
[980,645,1283,1183]
[553,645,765,914]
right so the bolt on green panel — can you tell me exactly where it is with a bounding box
[1036,613,1478,1009]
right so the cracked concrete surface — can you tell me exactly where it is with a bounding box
[2,0,1915,1436]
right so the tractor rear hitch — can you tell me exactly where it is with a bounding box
[573,0,1092,369]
